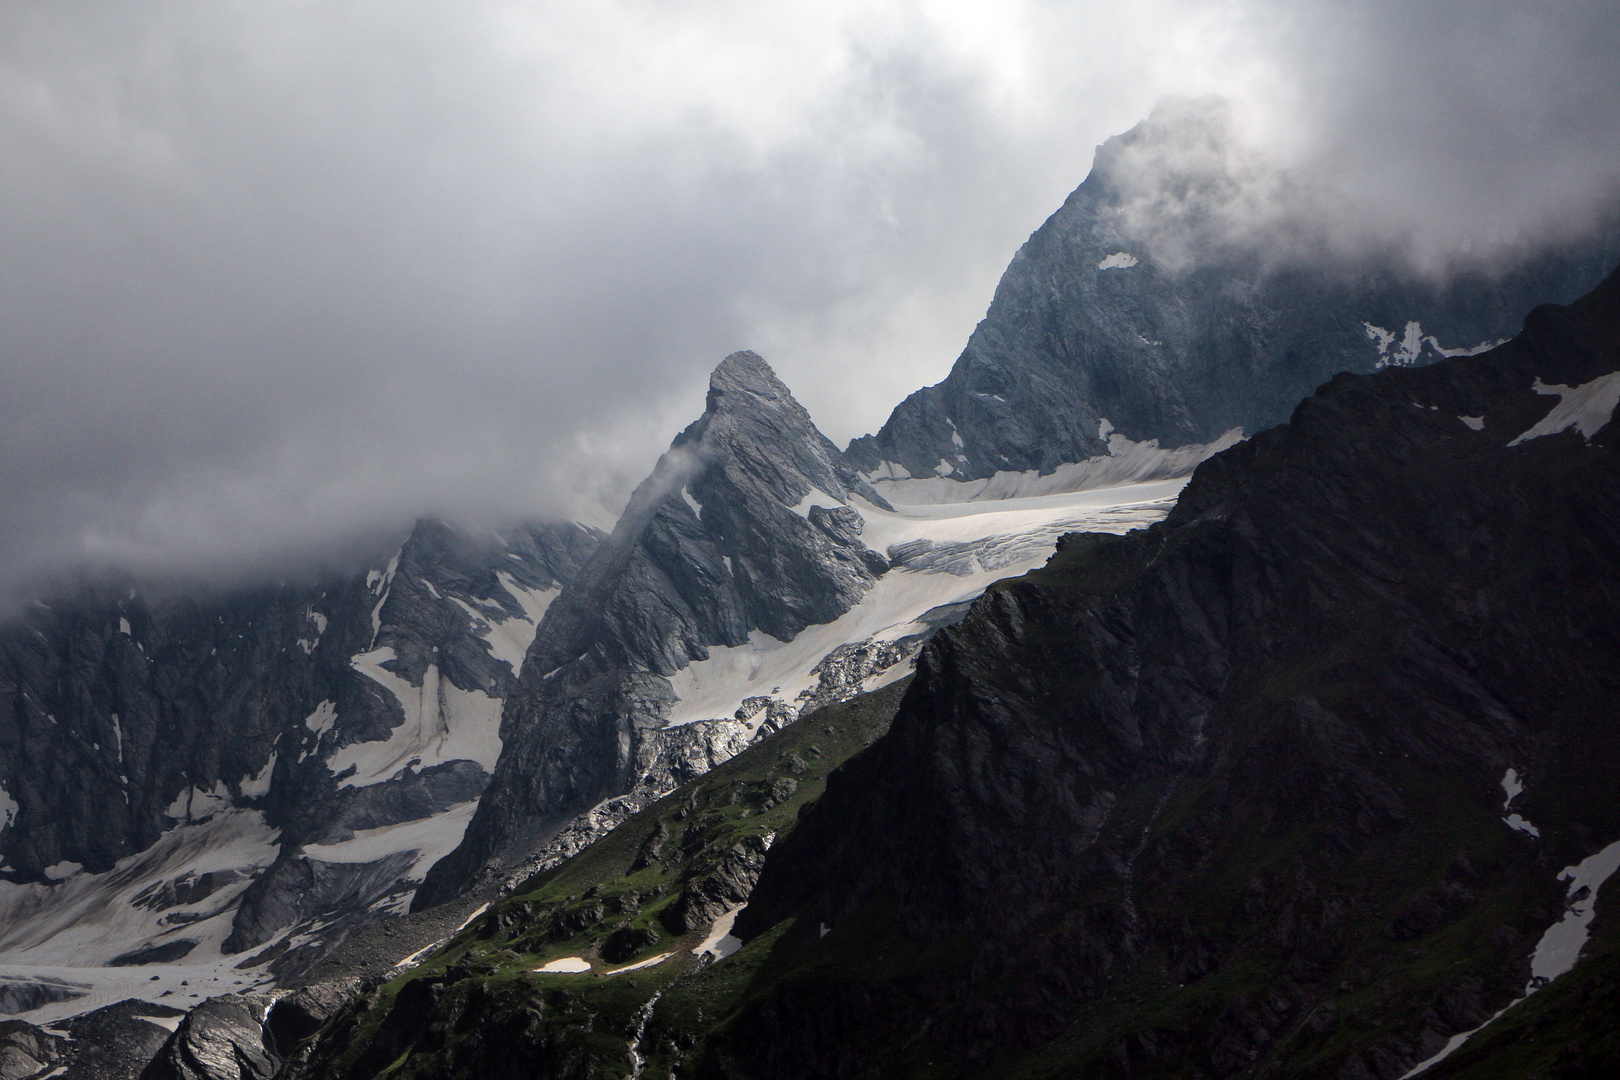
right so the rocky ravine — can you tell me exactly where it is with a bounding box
[847,98,1620,482]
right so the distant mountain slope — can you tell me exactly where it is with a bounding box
[847,99,1620,482]
[0,517,599,1014]
[712,264,1620,1077]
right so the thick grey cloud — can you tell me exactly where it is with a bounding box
[1,0,1616,603]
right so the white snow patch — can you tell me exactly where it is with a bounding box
[303,700,337,738]
[453,573,559,678]
[1363,322,1397,353]
[680,486,703,520]
[1501,769,1524,808]
[42,863,82,882]
[1531,838,1620,984]
[0,809,281,1022]
[118,618,131,636]
[1458,415,1485,431]
[1504,815,1540,838]
[1097,251,1138,270]
[692,905,745,964]
[861,461,912,481]
[332,651,503,787]
[934,458,955,477]
[453,902,490,935]
[604,951,674,976]
[1365,320,1426,367]
[535,957,591,973]
[1426,335,1505,358]
[163,783,231,822]
[789,487,844,519]
[134,1013,182,1032]
[239,754,276,799]
[0,785,16,831]
[368,552,400,644]
[947,418,964,449]
[302,800,479,882]
[874,429,1240,507]
[1508,372,1620,446]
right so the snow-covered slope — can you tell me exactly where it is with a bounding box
[0,519,599,1020]
[664,478,1186,728]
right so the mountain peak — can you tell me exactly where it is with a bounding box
[706,349,798,416]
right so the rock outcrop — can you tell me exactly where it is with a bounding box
[139,995,279,1080]
[414,352,893,907]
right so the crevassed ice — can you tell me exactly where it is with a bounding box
[664,479,1186,727]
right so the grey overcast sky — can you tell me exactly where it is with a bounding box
[2,0,1617,599]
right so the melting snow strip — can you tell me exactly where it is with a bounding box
[1401,836,1620,1077]
[691,905,745,964]
[535,957,591,973]
[603,952,674,976]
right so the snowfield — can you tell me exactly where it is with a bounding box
[666,477,1186,727]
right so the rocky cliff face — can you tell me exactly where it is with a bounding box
[262,261,1620,1080]
[414,352,896,907]
[847,99,1620,482]
[704,266,1620,1077]
[0,516,598,1009]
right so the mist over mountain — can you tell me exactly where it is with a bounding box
[2,1,1618,606]
[2,5,1619,1077]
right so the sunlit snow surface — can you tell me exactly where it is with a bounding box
[666,478,1186,727]
[303,800,480,881]
[1508,372,1620,446]
[535,957,591,973]
[692,904,745,964]
[333,650,504,787]
[0,810,283,1023]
